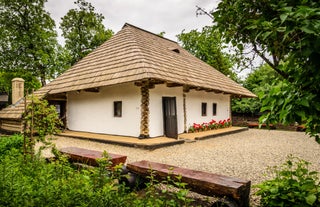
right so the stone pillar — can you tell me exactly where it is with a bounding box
[12,78,25,104]
[139,82,150,138]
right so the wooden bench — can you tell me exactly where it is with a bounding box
[247,122,276,129]
[127,160,251,207]
[296,124,306,131]
[59,147,127,168]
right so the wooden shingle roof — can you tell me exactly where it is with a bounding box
[0,23,256,120]
[0,87,49,120]
[45,23,256,97]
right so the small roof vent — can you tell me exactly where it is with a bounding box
[169,47,180,54]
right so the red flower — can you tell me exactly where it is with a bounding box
[209,119,216,125]
[193,123,201,130]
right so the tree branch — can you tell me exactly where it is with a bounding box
[196,6,213,19]
[252,43,289,79]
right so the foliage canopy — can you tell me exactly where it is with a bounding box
[60,0,113,65]
[177,26,237,80]
[213,0,320,141]
[0,0,61,86]
[232,64,280,115]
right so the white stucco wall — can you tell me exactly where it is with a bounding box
[186,90,230,129]
[67,83,141,137]
[67,82,231,138]
[149,84,184,137]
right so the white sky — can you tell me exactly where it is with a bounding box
[45,0,257,78]
[45,0,219,43]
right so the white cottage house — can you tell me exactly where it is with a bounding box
[0,23,256,138]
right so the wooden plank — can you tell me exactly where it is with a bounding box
[60,147,127,167]
[247,122,276,129]
[127,160,251,207]
[296,125,306,131]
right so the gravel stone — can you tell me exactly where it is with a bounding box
[42,129,320,205]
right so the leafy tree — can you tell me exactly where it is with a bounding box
[213,0,320,141]
[0,71,41,104]
[60,0,113,65]
[49,45,73,79]
[0,0,61,86]
[243,64,280,92]
[177,26,237,80]
[232,64,280,115]
[0,72,41,104]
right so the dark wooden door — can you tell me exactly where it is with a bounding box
[162,97,178,138]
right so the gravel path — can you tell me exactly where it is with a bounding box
[49,129,320,182]
[43,129,320,205]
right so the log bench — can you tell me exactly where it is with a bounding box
[247,122,276,129]
[127,160,251,207]
[296,124,306,131]
[59,147,127,168]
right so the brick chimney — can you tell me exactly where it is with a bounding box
[12,78,24,104]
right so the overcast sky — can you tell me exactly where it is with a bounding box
[45,0,258,78]
[45,0,219,43]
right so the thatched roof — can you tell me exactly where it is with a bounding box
[0,23,255,120]
[46,23,255,97]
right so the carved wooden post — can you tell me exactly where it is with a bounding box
[183,93,187,133]
[139,81,150,138]
[183,85,189,133]
[229,95,232,126]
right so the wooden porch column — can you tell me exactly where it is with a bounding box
[139,81,150,139]
[229,95,232,126]
[183,93,187,133]
[183,85,189,133]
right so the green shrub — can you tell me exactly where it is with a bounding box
[0,134,23,156]
[23,96,62,157]
[132,169,193,206]
[0,138,195,206]
[0,151,135,207]
[255,156,320,206]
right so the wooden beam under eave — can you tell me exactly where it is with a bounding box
[205,89,214,93]
[84,87,100,93]
[212,90,223,94]
[46,93,67,101]
[150,79,165,85]
[166,82,183,88]
[135,80,158,89]
[195,87,205,91]
[231,94,243,98]
[134,81,143,87]
[183,85,190,93]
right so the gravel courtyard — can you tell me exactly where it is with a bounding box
[47,128,320,205]
[50,129,320,184]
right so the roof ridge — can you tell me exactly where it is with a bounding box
[123,23,178,44]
